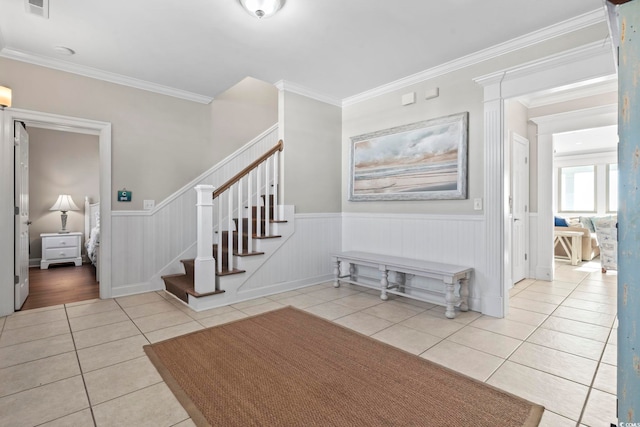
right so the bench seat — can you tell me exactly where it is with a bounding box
[332,251,472,319]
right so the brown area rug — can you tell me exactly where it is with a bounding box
[144,306,543,427]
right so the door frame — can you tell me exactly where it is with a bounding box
[0,108,112,316]
[511,132,530,285]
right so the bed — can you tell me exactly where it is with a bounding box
[84,196,100,281]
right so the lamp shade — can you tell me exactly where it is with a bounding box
[0,86,11,108]
[50,195,79,212]
[239,0,282,18]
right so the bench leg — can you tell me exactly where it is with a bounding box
[333,259,341,288]
[445,280,456,319]
[459,277,469,312]
[380,269,389,301]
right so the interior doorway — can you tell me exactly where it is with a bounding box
[1,108,112,316]
[20,125,100,310]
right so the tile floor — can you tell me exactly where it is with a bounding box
[0,259,617,426]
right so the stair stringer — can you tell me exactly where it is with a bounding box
[187,205,295,311]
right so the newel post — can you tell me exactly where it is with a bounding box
[194,185,216,294]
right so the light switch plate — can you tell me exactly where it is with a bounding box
[143,200,155,210]
[473,198,482,210]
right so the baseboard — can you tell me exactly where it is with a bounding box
[535,266,552,281]
[481,294,504,318]
[237,273,334,301]
[189,274,334,312]
[110,281,162,298]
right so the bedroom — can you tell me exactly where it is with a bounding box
[22,126,100,309]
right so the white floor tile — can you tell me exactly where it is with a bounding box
[487,361,588,421]
[509,342,598,386]
[580,388,617,427]
[420,340,504,382]
[447,326,522,358]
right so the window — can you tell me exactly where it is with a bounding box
[559,165,595,212]
[608,163,618,212]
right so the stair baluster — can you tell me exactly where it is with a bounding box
[247,169,253,253]
[237,178,243,255]
[256,163,262,237]
[217,194,223,274]
[273,150,279,221]
[264,157,270,236]
[227,185,233,272]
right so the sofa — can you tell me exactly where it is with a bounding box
[554,225,600,261]
[554,215,618,261]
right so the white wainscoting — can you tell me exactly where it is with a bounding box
[341,213,486,313]
[528,213,552,281]
[188,213,342,310]
[110,126,280,297]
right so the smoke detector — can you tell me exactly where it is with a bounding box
[25,0,49,19]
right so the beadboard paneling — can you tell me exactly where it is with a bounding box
[110,128,279,293]
[342,213,485,311]
[237,214,342,296]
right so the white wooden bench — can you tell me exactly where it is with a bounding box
[332,251,472,319]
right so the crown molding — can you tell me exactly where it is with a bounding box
[474,39,614,89]
[518,76,617,108]
[274,80,342,107]
[342,9,606,107]
[0,48,213,104]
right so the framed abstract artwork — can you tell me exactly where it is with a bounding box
[349,112,468,201]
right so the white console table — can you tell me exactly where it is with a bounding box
[332,251,472,319]
[554,230,583,266]
[40,232,83,269]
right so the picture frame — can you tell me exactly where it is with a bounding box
[348,112,468,201]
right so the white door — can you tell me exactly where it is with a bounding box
[15,122,29,310]
[511,133,529,285]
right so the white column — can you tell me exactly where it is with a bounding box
[194,185,215,294]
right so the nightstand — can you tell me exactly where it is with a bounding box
[40,232,83,269]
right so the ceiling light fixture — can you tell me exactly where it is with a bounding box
[239,0,283,19]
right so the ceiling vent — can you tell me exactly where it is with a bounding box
[25,0,49,19]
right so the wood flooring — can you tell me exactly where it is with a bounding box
[21,263,99,311]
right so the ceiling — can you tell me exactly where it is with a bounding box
[554,125,619,156]
[0,0,607,103]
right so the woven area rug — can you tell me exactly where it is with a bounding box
[144,306,543,426]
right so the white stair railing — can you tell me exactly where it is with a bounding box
[194,141,283,292]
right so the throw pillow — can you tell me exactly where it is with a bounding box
[579,216,596,232]
[554,216,569,227]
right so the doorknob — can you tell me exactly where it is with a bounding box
[513,218,520,222]
[26,221,32,225]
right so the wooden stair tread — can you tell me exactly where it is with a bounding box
[162,273,225,301]
[235,251,265,257]
[217,268,245,276]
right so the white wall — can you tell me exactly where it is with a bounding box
[280,91,342,213]
[28,127,99,260]
[210,77,279,165]
[0,57,212,210]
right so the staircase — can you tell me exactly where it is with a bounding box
[161,141,287,308]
